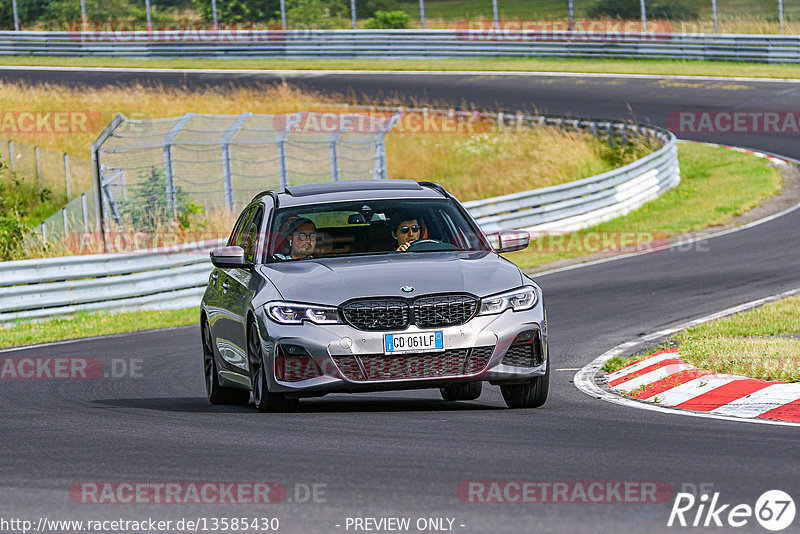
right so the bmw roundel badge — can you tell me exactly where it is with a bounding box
[401,286,414,293]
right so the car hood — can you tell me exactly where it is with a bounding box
[258,251,524,306]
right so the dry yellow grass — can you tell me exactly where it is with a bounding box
[2,81,653,257]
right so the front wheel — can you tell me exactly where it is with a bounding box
[248,321,299,413]
[500,362,549,409]
[202,320,250,406]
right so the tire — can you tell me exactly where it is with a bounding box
[440,381,483,401]
[247,320,300,413]
[500,360,549,409]
[202,319,250,406]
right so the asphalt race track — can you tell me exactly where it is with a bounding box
[1,68,799,533]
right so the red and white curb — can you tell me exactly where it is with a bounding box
[605,348,800,423]
[574,286,800,428]
[683,140,795,167]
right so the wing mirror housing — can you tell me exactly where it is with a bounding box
[210,246,251,269]
[486,230,531,253]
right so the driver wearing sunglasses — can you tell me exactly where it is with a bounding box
[391,211,423,252]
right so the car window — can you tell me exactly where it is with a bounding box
[242,208,263,264]
[228,207,255,248]
[266,199,490,261]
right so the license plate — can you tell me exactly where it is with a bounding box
[384,331,444,354]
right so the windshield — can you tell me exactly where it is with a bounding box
[266,198,491,262]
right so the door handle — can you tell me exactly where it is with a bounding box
[221,281,230,293]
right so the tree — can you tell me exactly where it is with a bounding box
[191,0,281,23]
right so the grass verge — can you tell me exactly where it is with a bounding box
[603,295,800,381]
[503,142,782,269]
[2,56,800,79]
[0,307,199,349]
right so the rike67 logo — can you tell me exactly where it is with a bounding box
[668,489,795,531]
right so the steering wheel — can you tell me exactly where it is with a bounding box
[406,239,454,252]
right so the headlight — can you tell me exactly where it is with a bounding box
[479,286,537,315]
[267,302,341,325]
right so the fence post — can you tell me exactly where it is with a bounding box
[277,137,288,189]
[145,0,152,30]
[280,0,286,29]
[351,0,357,29]
[712,0,718,33]
[162,113,195,219]
[419,0,426,29]
[62,208,68,238]
[91,112,127,251]
[492,0,499,30]
[211,0,219,29]
[11,0,19,31]
[568,0,575,31]
[81,193,89,233]
[220,113,251,211]
[35,146,41,191]
[373,110,403,179]
[779,0,785,33]
[329,140,339,182]
[41,224,47,244]
[80,0,87,31]
[640,0,647,32]
[8,141,14,173]
[64,153,71,201]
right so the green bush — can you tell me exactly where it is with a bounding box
[285,0,348,28]
[587,0,699,21]
[42,0,157,27]
[0,159,56,260]
[355,0,397,19]
[364,10,410,29]
[0,0,49,30]
[191,0,281,23]
[118,167,206,232]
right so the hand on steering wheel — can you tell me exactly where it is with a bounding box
[400,239,441,252]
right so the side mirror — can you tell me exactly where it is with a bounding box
[486,230,530,253]
[210,246,250,268]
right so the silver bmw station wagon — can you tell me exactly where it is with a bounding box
[201,180,548,412]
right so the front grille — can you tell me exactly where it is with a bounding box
[334,346,495,381]
[341,294,477,331]
[413,295,478,328]
[342,299,409,331]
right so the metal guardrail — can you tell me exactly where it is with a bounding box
[0,111,678,325]
[0,30,799,62]
[0,239,225,325]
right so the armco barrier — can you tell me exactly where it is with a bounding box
[0,240,224,325]
[0,30,799,62]
[0,111,678,325]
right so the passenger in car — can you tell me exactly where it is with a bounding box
[276,218,317,260]
[390,211,423,252]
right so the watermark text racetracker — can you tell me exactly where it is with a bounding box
[0,357,142,380]
[0,111,103,134]
[668,111,800,134]
[458,481,674,503]
[69,481,326,505]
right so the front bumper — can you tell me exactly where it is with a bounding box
[254,303,548,398]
